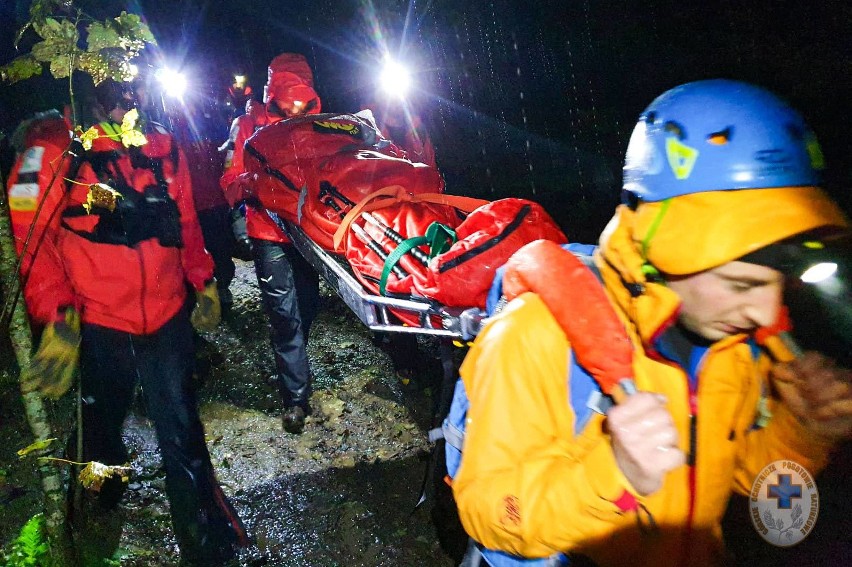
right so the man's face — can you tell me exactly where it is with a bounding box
[268,97,313,120]
[666,260,784,341]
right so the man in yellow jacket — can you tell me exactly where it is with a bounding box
[452,80,852,566]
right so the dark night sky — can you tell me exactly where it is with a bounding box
[2,0,850,239]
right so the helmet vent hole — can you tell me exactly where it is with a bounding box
[664,121,685,139]
[645,111,658,124]
[707,128,731,145]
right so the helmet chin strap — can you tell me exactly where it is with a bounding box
[639,198,671,282]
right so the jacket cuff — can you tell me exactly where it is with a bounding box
[52,305,76,324]
[583,438,642,509]
[184,266,214,292]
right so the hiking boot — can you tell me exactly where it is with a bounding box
[176,486,249,567]
[282,405,306,434]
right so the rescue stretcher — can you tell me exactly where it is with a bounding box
[242,112,567,344]
[279,218,486,341]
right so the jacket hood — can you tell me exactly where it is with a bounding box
[632,186,848,276]
[267,53,315,86]
[265,53,321,115]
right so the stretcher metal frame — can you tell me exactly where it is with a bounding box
[280,219,486,340]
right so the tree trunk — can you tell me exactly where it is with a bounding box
[0,180,70,564]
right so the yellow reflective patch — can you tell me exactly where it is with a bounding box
[665,138,699,180]
[8,183,40,211]
[312,120,361,137]
[10,197,38,211]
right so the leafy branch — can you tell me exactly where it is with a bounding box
[1,1,156,87]
[17,438,132,495]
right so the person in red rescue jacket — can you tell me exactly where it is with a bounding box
[173,106,237,315]
[220,52,322,433]
[8,79,248,565]
[219,97,268,260]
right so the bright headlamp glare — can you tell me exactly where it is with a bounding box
[778,234,852,367]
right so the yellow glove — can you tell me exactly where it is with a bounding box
[190,280,221,332]
[21,308,81,399]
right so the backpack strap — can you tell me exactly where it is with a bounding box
[483,243,613,435]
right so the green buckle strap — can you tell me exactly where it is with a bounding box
[377,222,458,295]
[380,236,427,295]
[424,222,457,258]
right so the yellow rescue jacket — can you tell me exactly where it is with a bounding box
[453,206,834,566]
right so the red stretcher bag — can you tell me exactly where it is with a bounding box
[336,187,568,323]
[243,112,444,250]
[417,198,568,307]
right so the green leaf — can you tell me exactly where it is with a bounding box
[42,17,63,35]
[137,22,156,45]
[78,49,135,84]
[114,11,143,31]
[30,26,79,63]
[17,438,58,458]
[77,51,109,84]
[114,11,157,46]
[16,0,66,48]
[34,17,77,42]
[48,53,75,79]
[86,21,122,52]
[0,55,44,83]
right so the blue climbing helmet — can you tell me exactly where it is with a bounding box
[623,79,825,201]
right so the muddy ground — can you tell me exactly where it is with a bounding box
[2,259,852,566]
[0,259,467,566]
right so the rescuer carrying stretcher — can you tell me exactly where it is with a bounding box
[450,79,852,567]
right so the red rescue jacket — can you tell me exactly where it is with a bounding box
[220,107,289,243]
[6,118,213,334]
